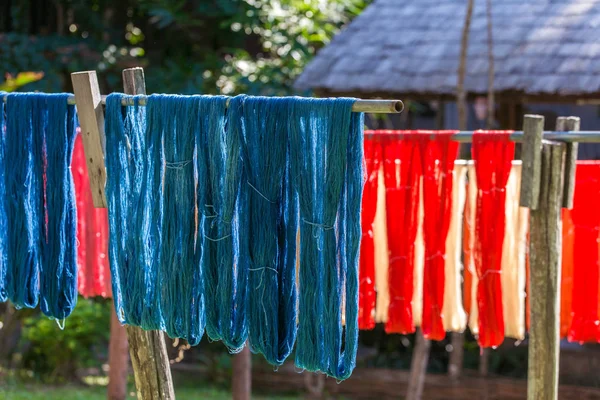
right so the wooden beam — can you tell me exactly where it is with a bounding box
[527,139,565,400]
[519,115,544,209]
[120,67,175,400]
[556,117,580,209]
[406,329,431,400]
[71,71,108,208]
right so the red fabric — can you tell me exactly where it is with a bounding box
[358,138,382,330]
[419,131,459,340]
[560,209,575,338]
[472,130,514,348]
[381,132,422,334]
[567,162,600,343]
[72,133,112,298]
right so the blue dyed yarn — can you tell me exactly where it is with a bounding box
[206,95,249,352]
[2,93,78,319]
[39,94,78,320]
[105,94,157,327]
[195,96,229,343]
[240,96,298,366]
[148,95,206,345]
[290,97,364,380]
[4,93,43,309]
[0,94,7,302]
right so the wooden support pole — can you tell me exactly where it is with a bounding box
[72,69,175,399]
[120,67,175,400]
[556,117,580,209]
[526,127,565,400]
[520,115,544,210]
[406,329,431,400]
[232,346,252,400]
[71,72,108,208]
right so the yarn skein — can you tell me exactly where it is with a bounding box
[0,94,6,302]
[241,96,298,366]
[39,94,78,320]
[291,97,363,380]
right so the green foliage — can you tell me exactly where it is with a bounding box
[19,298,111,383]
[1,0,370,94]
[0,72,44,92]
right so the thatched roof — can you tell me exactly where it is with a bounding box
[295,0,600,101]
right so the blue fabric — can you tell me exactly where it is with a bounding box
[2,93,78,320]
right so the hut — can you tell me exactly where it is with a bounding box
[295,0,600,156]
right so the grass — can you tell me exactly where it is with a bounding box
[0,379,301,400]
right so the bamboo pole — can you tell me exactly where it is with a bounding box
[2,95,404,114]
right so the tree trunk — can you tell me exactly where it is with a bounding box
[450,0,475,379]
[406,329,431,400]
[232,346,252,400]
[107,308,129,400]
[486,0,495,129]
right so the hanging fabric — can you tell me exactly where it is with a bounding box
[373,164,390,324]
[241,97,298,365]
[463,164,479,335]
[419,131,459,340]
[472,130,514,348]
[442,162,468,333]
[568,162,600,343]
[291,98,363,381]
[358,137,382,330]
[500,163,528,340]
[382,132,421,334]
[72,134,112,298]
[2,93,78,320]
[412,182,425,329]
[560,208,575,338]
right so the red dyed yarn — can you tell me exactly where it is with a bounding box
[381,131,421,334]
[73,134,112,298]
[472,130,514,348]
[358,137,382,330]
[567,162,600,343]
[419,131,459,340]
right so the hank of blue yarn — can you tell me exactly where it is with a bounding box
[2,93,78,319]
[211,95,249,352]
[39,94,78,320]
[196,95,229,343]
[0,93,7,302]
[290,97,364,381]
[147,94,210,345]
[105,93,159,328]
[241,96,298,366]
[4,93,43,309]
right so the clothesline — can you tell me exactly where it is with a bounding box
[366,130,600,143]
[2,95,404,114]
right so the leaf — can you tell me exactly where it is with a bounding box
[0,71,44,92]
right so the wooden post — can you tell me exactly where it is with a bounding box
[232,346,252,400]
[121,67,175,400]
[519,115,544,210]
[406,329,431,400]
[72,69,175,400]
[71,72,108,208]
[556,117,580,209]
[523,115,565,400]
